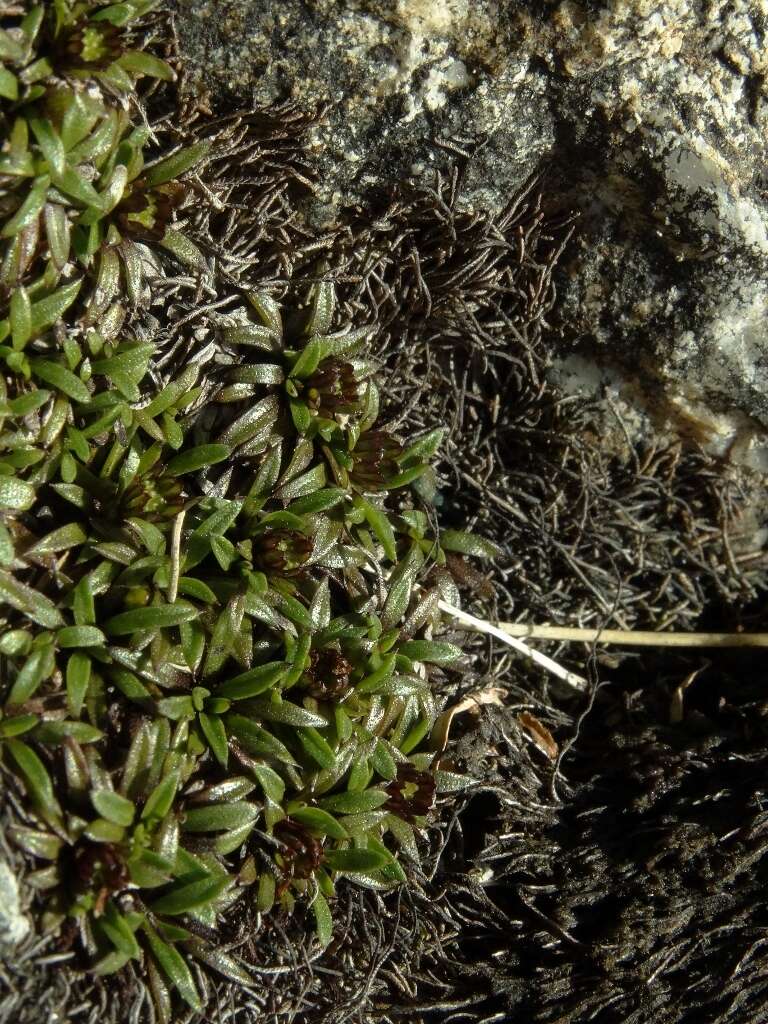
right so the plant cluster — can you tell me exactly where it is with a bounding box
[0,3,497,1018]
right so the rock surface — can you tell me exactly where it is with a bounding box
[174,0,768,464]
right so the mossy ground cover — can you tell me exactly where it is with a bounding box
[2,4,768,1024]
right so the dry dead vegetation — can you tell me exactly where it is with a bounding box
[2,70,768,1024]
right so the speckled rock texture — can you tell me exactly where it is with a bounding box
[173,0,768,464]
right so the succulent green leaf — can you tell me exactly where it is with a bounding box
[28,522,87,556]
[306,278,335,335]
[397,427,445,465]
[0,28,24,62]
[440,529,502,558]
[319,790,388,815]
[10,285,31,350]
[53,165,104,207]
[382,465,427,490]
[103,603,198,635]
[256,872,276,913]
[246,697,327,729]
[144,927,201,1012]
[198,712,229,768]
[0,714,38,739]
[142,769,180,822]
[282,632,311,688]
[355,653,397,695]
[0,569,64,628]
[382,545,423,628]
[324,325,372,358]
[289,488,346,515]
[90,3,137,25]
[31,359,89,403]
[35,720,103,744]
[386,814,420,861]
[398,640,463,665]
[0,67,18,101]
[111,668,152,705]
[57,625,105,648]
[144,142,210,187]
[98,904,141,960]
[216,661,286,701]
[92,789,136,827]
[2,175,49,238]
[355,495,396,562]
[73,574,96,626]
[371,739,397,781]
[66,651,91,717]
[6,739,64,831]
[288,398,311,434]
[158,229,205,269]
[308,578,331,630]
[29,279,82,334]
[296,726,337,769]
[250,762,285,803]
[43,203,71,270]
[312,890,333,948]
[182,802,258,833]
[61,94,99,151]
[289,806,349,840]
[225,714,298,764]
[8,826,62,861]
[221,322,280,349]
[290,338,323,379]
[117,50,176,81]
[151,874,230,916]
[30,119,66,176]
[366,836,408,883]
[0,476,35,511]
[92,950,131,977]
[156,695,195,720]
[435,770,476,793]
[274,464,326,501]
[8,389,49,415]
[182,939,253,986]
[0,630,31,657]
[166,444,230,476]
[246,290,282,332]
[267,589,313,631]
[324,848,390,873]
[399,715,432,755]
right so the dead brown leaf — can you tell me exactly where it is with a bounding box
[669,662,710,724]
[517,711,559,760]
[429,686,508,754]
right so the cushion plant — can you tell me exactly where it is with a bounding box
[0,2,495,1018]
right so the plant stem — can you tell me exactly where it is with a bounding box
[438,600,588,692]
[497,623,768,648]
[167,509,186,604]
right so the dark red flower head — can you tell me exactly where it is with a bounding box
[384,763,435,824]
[120,467,185,521]
[59,19,124,70]
[274,818,324,887]
[301,647,352,701]
[254,529,313,574]
[115,182,186,242]
[349,430,403,490]
[304,361,360,418]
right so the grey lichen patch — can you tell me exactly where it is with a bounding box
[174,0,768,444]
[0,859,29,950]
[174,0,548,210]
